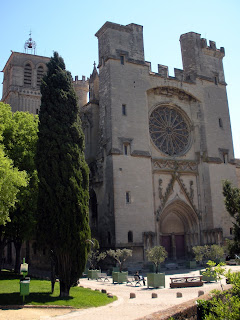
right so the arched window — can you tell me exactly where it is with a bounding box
[37,65,44,87]
[108,232,111,245]
[128,231,133,243]
[89,189,98,227]
[219,118,223,128]
[24,63,32,86]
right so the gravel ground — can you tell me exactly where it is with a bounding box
[0,265,239,320]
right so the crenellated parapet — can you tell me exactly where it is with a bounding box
[180,32,226,83]
[72,75,89,108]
[200,38,225,58]
[154,33,226,84]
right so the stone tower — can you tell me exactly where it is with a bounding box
[81,22,237,261]
[1,32,88,113]
[1,51,49,113]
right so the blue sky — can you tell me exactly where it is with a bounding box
[1,0,239,157]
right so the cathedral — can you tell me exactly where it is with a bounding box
[2,22,239,264]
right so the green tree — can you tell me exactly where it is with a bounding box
[36,52,91,297]
[0,103,31,270]
[223,180,240,254]
[0,145,27,225]
[192,245,208,264]
[87,239,106,270]
[193,245,225,265]
[3,109,39,272]
[198,270,240,319]
[206,245,225,263]
[107,249,132,272]
[147,246,168,273]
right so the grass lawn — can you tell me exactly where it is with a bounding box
[0,270,117,308]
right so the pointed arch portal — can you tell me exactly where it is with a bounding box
[158,200,199,259]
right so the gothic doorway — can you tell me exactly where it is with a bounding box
[161,236,172,258]
[175,235,185,258]
[158,200,199,259]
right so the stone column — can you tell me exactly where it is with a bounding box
[172,234,176,260]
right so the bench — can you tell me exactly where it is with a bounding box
[97,272,109,282]
[165,263,179,270]
[170,275,203,288]
[126,276,145,286]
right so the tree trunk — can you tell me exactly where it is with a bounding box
[0,227,7,270]
[50,252,56,293]
[59,280,70,297]
[14,241,22,273]
[0,241,6,270]
[57,251,71,297]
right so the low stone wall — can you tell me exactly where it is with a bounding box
[139,285,232,320]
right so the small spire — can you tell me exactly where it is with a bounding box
[24,30,36,54]
[93,61,96,70]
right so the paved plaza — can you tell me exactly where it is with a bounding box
[0,265,239,320]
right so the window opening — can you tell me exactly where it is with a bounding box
[122,104,126,116]
[24,63,32,86]
[108,232,111,244]
[223,152,228,164]
[123,143,129,156]
[219,118,223,128]
[37,66,44,87]
[120,55,124,65]
[126,191,131,204]
[128,231,133,243]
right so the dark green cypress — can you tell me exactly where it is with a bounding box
[36,52,91,297]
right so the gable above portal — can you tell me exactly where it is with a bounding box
[147,86,199,103]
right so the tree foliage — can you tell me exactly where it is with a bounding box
[0,103,30,226]
[193,245,225,264]
[147,246,168,273]
[202,260,225,286]
[0,145,27,225]
[107,249,132,272]
[36,52,90,297]
[198,270,240,319]
[87,239,106,270]
[0,102,39,271]
[223,180,240,254]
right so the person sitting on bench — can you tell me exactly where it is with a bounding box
[134,271,146,285]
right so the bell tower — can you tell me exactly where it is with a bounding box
[1,33,49,113]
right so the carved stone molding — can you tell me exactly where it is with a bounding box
[81,111,93,129]
[151,86,198,102]
[89,159,103,185]
[153,159,198,174]
[156,173,199,221]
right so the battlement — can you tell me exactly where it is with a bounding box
[95,21,144,67]
[180,32,224,53]
[95,21,143,38]
[200,38,225,58]
[72,75,89,108]
[180,32,226,83]
[73,75,88,84]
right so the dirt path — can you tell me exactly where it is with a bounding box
[0,307,73,320]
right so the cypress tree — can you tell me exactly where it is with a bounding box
[36,52,90,297]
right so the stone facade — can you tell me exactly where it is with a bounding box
[1,21,239,263]
[84,22,238,261]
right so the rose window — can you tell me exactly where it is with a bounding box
[149,106,191,156]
